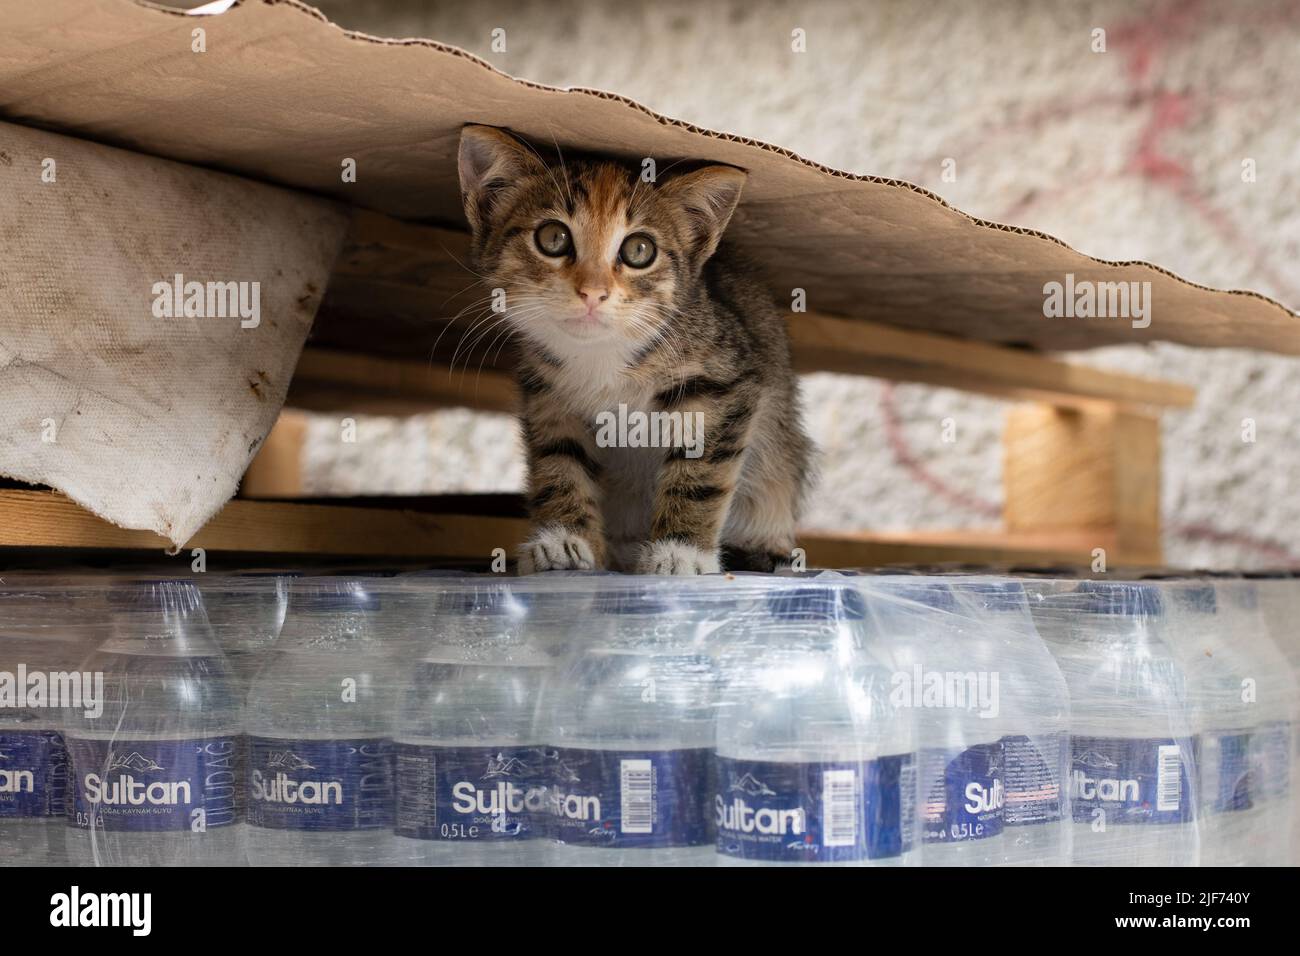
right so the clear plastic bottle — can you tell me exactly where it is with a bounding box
[197,570,298,694]
[1249,573,1300,865]
[1029,581,1199,866]
[713,577,917,866]
[392,579,551,866]
[0,585,98,866]
[519,571,613,664]
[1157,581,1256,866]
[1217,577,1295,865]
[871,578,1012,866]
[537,581,717,866]
[949,578,1071,866]
[244,579,396,866]
[64,579,245,867]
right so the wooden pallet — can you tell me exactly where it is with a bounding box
[2,210,1194,569]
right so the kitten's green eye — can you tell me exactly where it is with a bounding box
[619,233,657,268]
[534,221,572,257]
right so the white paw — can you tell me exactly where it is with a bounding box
[517,526,598,574]
[636,540,720,576]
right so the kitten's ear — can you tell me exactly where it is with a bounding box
[659,165,747,267]
[458,125,544,236]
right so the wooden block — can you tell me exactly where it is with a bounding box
[241,410,308,497]
[1003,404,1162,565]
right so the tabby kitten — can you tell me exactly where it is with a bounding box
[457,125,812,575]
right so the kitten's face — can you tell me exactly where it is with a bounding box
[458,126,746,357]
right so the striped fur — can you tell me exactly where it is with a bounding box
[457,125,813,574]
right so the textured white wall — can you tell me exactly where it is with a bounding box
[303,0,1300,568]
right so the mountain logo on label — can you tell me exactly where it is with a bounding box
[728,772,776,797]
[107,752,165,773]
[265,751,316,771]
[1076,750,1120,770]
[484,753,530,778]
[551,758,581,784]
[986,749,1003,776]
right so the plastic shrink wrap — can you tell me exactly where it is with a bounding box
[0,568,1295,866]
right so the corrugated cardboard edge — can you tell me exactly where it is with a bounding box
[228,0,1298,325]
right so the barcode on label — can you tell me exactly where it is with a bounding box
[620,759,654,834]
[1156,744,1182,812]
[822,769,858,847]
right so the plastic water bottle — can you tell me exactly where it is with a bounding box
[518,571,612,664]
[1029,581,1199,866]
[198,571,298,694]
[949,578,1071,866]
[393,579,551,865]
[1247,573,1300,865]
[244,579,395,866]
[1216,577,1295,865]
[0,586,97,866]
[537,581,717,866]
[871,578,1011,866]
[713,578,917,866]
[1154,581,1255,866]
[64,580,245,866]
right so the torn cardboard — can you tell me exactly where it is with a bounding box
[0,120,348,547]
[0,0,1294,354]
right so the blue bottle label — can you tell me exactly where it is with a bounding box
[393,744,547,841]
[1070,735,1196,825]
[545,747,711,849]
[247,736,392,831]
[67,736,241,833]
[0,730,68,818]
[921,741,1005,843]
[1251,721,1291,801]
[1204,731,1253,813]
[1002,733,1065,827]
[714,755,915,863]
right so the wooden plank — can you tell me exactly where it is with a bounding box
[789,312,1195,410]
[0,490,529,559]
[797,527,1117,569]
[287,348,517,414]
[318,211,1196,411]
[3,489,1115,568]
[1003,404,1162,566]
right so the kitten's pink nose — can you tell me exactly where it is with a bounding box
[577,287,610,309]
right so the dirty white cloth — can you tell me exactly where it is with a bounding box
[0,121,348,547]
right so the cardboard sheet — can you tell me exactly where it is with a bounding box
[0,120,348,547]
[0,0,1294,355]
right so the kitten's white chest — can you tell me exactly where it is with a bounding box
[551,348,651,416]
